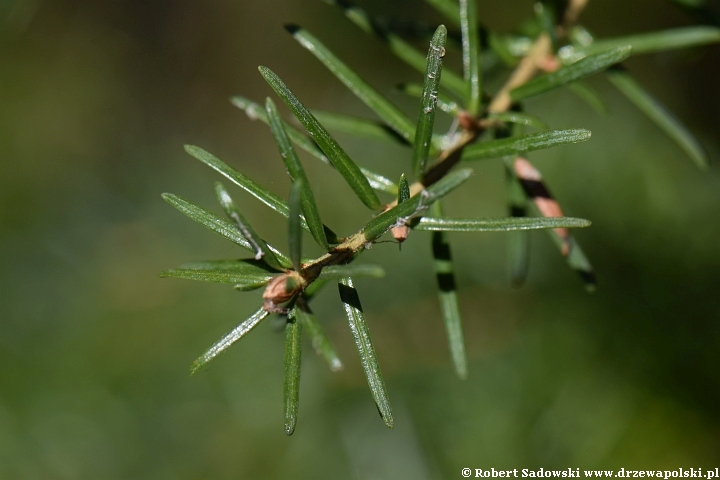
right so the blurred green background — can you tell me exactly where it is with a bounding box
[2,0,720,478]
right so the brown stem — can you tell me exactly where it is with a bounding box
[264,0,593,308]
[487,33,552,113]
[559,0,589,36]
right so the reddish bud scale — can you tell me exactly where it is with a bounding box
[539,55,561,73]
[262,272,306,313]
[391,224,409,243]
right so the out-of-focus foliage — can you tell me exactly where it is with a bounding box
[1,0,720,478]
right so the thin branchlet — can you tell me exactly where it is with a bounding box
[259,0,593,309]
[165,0,690,435]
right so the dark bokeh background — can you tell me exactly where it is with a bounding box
[2,0,720,478]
